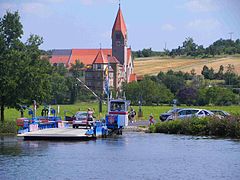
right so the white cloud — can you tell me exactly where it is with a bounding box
[187,19,221,30]
[161,24,176,31]
[184,0,217,12]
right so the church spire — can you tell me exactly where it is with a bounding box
[112,4,127,38]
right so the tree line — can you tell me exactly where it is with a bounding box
[123,66,240,106]
[133,37,240,58]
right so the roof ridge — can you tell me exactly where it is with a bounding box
[93,49,108,64]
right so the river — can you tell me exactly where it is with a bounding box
[0,133,240,180]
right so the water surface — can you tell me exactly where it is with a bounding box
[0,133,240,180]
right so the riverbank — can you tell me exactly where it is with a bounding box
[149,116,240,139]
[2,112,240,139]
[3,103,240,126]
[0,121,16,135]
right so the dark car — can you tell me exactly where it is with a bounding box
[160,108,181,121]
[64,110,76,124]
[72,111,93,129]
[210,110,230,118]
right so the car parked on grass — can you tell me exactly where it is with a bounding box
[210,110,230,118]
[166,108,214,121]
[72,111,94,129]
[175,108,214,120]
[159,108,182,121]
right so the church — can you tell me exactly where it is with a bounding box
[50,5,137,94]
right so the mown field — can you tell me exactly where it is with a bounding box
[3,102,240,122]
[134,56,240,76]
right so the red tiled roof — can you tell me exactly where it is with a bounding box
[93,49,108,64]
[50,55,69,65]
[50,48,131,67]
[112,7,127,38]
[69,49,112,66]
[129,73,137,83]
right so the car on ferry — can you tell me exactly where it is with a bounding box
[72,111,93,129]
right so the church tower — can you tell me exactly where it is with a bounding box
[112,5,128,69]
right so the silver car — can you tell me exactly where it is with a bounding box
[168,108,214,120]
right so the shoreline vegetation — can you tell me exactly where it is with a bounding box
[149,116,240,139]
[0,121,17,135]
[1,103,240,138]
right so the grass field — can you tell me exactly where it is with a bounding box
[3,103,240,122]
[134,56,240,76]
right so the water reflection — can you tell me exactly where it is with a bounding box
[0,133,240,180]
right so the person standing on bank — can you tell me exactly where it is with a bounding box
[129,107,136,123]
[149,114,154,126]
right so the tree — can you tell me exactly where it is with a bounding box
[69,60,90,103]
[224,64,239,86]
[50,72,69,104]
[159,75,185,94]
[207,45,216,57]
[122,78,173,105]
[190,69,196,76]
[206,87,237,105]
[0,11,24,122]
[215,65,224,80]
[182,37,197,57]
[142,48,152,57]
[53,63,68,76]
[201,65,214,80]
[0,12,53,122]
[197,88,208,106]
[69,60,84,78]
[177,87,198,105]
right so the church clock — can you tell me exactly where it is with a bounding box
[116,41,121,46]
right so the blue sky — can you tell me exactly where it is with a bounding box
[0,0,239,51]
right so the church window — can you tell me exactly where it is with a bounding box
[116,33,121,40]
[97,64,101,70]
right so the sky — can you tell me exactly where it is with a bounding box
[0,0,240,51]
